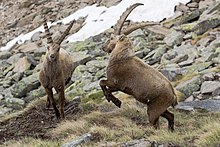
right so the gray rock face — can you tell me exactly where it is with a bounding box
[177,99,220,112]
[164,30,184,46]
[176,76,202,98]
[5,97,25,110]
[11,72,40,98]
[0,107,12,116]
[13,56,31,73]
[200,81,220,94]
[62,133,92,147]
[160,64,183,81]
[0,51,12,60]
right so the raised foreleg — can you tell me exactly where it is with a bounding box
[99,79,122,107]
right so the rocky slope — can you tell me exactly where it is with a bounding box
[0,0,220,146]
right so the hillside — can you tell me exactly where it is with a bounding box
[0,0,220,146]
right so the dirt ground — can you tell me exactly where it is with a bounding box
[0,99,81,144]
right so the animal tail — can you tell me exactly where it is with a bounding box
[169,82,178,108]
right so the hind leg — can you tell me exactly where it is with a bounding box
[147,108,160,129]
[161,110,174,131]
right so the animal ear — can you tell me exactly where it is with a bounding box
[119,34,126,41]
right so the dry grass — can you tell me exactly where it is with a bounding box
[1,94,220,147]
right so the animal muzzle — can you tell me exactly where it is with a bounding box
[49,54,56,62]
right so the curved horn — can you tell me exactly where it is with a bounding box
[57,20,76,45]
[122,21,159,35]
[114,3,144,35]
[43,18,53,44]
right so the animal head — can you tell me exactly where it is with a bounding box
[43,18,75,62]
[103,3,159,53]
[115,34,132,49]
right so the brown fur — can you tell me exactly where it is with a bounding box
[100,34,177,131]
[100,3,176,131]
[39,19,76,119]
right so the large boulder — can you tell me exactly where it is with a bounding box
[11,72,40,98]
[176,75,202,98]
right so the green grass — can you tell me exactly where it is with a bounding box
[1,96,220,147]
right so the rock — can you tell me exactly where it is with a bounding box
[0,107,12,116]
[132,37,149,52]
[13,56,31,73]
[62,133,92,147]
[177,9,201,25]
[176,105,195,112]
[175,3,189,12]
[199,0,214,10]
[25,87,46,102]
[200,81,220,94]
[178,59,194,67]
[85,60,107,72]
[2,88,13,99]
[187,2,199,8]
[212,88,220,97]
[16,42,39,53]
[5,98,25,110]
[176,75,202,98]
[182,62,212,74]
[201,52,219,62]
[34,46,46,57]
[185,95,194,102]
[152,45,168,60]
[11,72,40,98]
[18,13,36,27]
[0,60,10,73]
[183,32,193,40]
[145,25,171,36]
[194,14,220,35]
[3,65,14,76]
[177,22,197,32]
[177,99,220,112]
[119,139,152,147]
[18,0,34,8]
[71,51,93,68]
[164,30,184,46]
[162,11,183,28]
[160,64,183,81]
[206,1,220,14]
[0,51,12,60]
[161,44,197,65]
[7,53,24,64]
[202,72,215,81]
[83,81,100,92]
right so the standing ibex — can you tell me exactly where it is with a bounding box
[39,18,76,119]
[100,3,177,131]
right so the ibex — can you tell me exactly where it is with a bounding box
[39,18,76,119]
[100,3,177,131]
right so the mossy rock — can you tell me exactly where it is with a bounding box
[183,62,212,74]
[66,38,100,52]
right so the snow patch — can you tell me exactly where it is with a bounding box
[0,0,190,51]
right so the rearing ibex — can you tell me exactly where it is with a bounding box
[100,3,177,131]
[39,18,76,119]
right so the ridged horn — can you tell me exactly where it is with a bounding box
[43,18,53,44]
[57,20,76,45]
[114,3,144,35]
[122,21,159,35]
